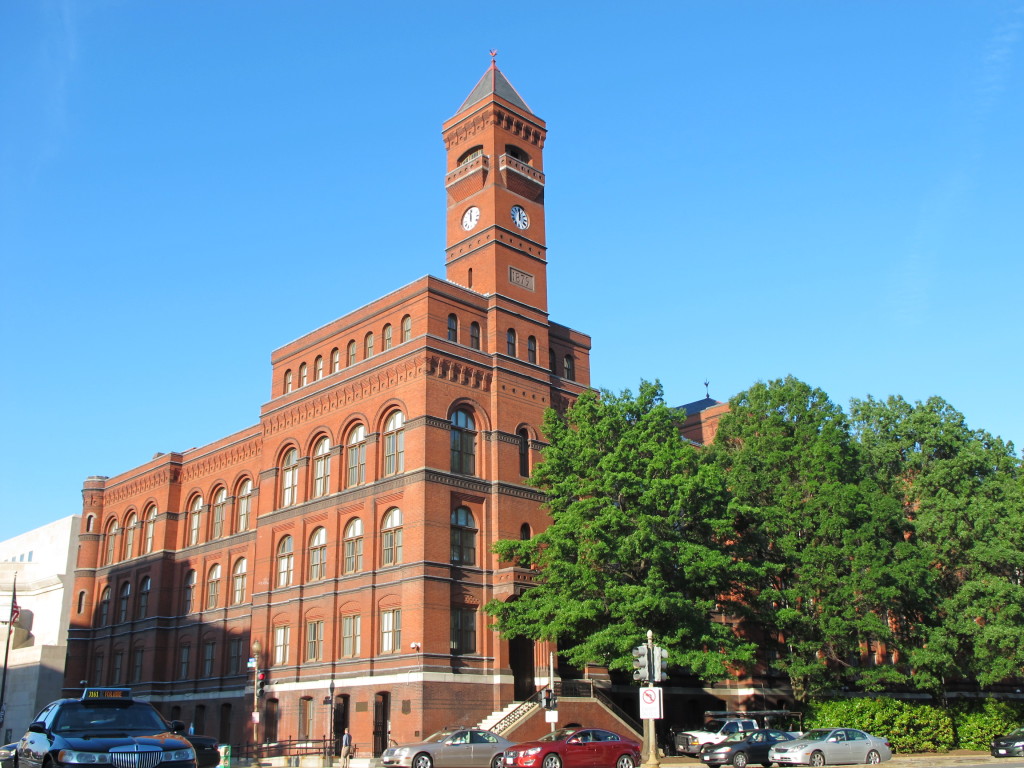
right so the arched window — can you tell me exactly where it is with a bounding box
[505,144,530,164]
[117,582,131,623]
[105,520,119,565]
[86,515,95,532]
[143,505,157,554]
[309,527,327,581]
[401,315,412,343]
[527,336,537,364]
[450,409,476,476]
[281,448,299,507]
[381,508,403,567]
[470,322,481,350]
[458,146,483,166]
[343,519,363,574]
[520,523,531,540]
[506,328,517,357]
[237,479,253,531]
[518,427,530,476]
[188,496,203,546]
[314,355,324,381]
[347,425,367,487]
[284,369,294,393]
[450,507,477,566]
[347,340,357,366]
[382,324,393,351]
[183,570,196,614]
[77,590,86,615]
[212,488,227,539]
[98,586,111,626]
[364,332,375,358]
[331,348,341,373]
[277,536,294,587]
[123,513,137,560]
[312,437,332,498]
[447,314,458,342]
[383,411,405,476]
[138,576,151,620]
[232,558,247,605]
[564,354,575,381]
[206,564,222,610]
[298,362,308,387]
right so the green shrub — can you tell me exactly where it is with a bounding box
[805,698,955,753]
[948,699,1024,750]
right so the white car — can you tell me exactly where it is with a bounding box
[768,728,892,766]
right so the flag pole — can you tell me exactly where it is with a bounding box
[0,573,18,727]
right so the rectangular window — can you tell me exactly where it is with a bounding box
[202,641,216,677]
[382,528,402,567]
[380,609,401,654]
[111,651,124,684]
[307,620,324,661]
[450,607,477,655]
[344,538,363,574]
[274,625,290,666]
[93,655,104,685]
[342,615,361,658]
[229,637,244,674]
[178,645,191,680]
[132,648,144,683]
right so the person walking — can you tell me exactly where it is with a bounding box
[341,728,353,768]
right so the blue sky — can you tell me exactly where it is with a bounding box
[2,2,1022,540]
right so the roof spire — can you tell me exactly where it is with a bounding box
[490,48,498,64]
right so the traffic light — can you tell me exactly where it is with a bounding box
[631,645,650,682]
[652,645,669,682]
[257,670,267,697]
[541,689,557,710]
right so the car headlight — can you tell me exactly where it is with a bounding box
[523,748,541,757]
[394,748,411,757]
[58,752,114,764]
[1013,741,1024,748]
[161,748,196,763]
[710,747,730,754]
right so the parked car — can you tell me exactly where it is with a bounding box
[677,717,760,756]
[16,687,196,768]
[768,728,892,766]
[184,733,222,768]
[991,727,1024,758]
[503,727,641,768]
[699,729,795,767]
[382,727,515,768]
[0,743,17,768]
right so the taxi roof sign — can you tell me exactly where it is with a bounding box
[82,688,133,700]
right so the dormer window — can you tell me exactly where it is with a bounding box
[457,146,483,166]
[505,144,530,164]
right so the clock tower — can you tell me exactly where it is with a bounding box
[443,61,549,313]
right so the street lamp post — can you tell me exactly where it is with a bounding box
[251,639,262,749]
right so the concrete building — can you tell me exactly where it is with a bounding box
[0,515,80,742]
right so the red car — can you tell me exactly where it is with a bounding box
[504,727,641,768]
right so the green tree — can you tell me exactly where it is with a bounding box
[850,395,1024,695]
[484,381,756,679]
[704,376,926,700]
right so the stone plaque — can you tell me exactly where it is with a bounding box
[508,267,535,291]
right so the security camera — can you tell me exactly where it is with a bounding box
[410,642,421,650]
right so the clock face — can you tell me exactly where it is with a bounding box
[510,205,530,230]
[461,206,480,231]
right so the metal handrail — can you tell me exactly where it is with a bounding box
[490,689,543,735]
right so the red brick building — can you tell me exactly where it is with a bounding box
[66,64,594,752]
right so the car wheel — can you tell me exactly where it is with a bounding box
[491,754,504,768]
[731,752,748,768]
[542,754,562,768]
[809,752,825,767]
[616,754,635,768]
[413,753,433,768]
[866,751,881,765]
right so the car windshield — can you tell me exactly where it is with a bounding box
[424,730,457,743]
[704,720,727,732]
[538,729,578,742]
[1007,728,1024,738]
[53,702,168,733]
[799,730,834,742]
[720,732,749,744]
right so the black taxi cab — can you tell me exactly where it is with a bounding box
[17,688,197,768]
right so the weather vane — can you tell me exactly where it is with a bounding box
[704,379,710,398]
[490,49,498,63]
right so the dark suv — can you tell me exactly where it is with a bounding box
[17,688,197,768]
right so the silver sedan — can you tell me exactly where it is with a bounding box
[382,728,515,768]
[768,728,892,766]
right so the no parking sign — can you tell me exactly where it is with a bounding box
[638,686,663,719]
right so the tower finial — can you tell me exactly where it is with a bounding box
[489,49,498,64]
[704,379,710,398]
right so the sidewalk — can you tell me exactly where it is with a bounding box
[659,751,996,766]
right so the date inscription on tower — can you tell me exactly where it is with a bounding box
[509,267,535,291]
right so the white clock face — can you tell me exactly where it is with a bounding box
[461,206,480,231]
[511,205,530,230]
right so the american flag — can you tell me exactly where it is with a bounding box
[9,584,19,625]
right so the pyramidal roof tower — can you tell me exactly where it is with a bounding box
[442,61,549,313]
